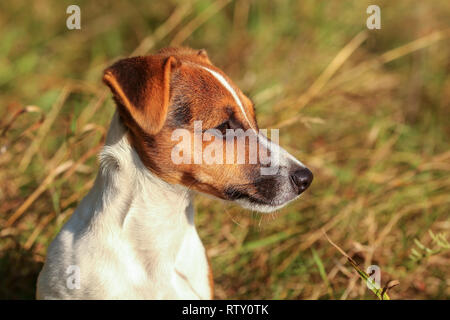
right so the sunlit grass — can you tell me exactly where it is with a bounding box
[0,0,449,299]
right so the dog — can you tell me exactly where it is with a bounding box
[36,47,313,299]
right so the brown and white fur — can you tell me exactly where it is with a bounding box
[37,47,313,299]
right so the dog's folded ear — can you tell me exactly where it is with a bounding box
[103,55,179,135]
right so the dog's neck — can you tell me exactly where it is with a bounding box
[93,112,194,254]
[73,112,210,298]
[37,113,212,299]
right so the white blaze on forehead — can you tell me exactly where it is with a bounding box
[200,66,255,131]
[199,65,305,170]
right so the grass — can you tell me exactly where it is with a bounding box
[0,0,449,299]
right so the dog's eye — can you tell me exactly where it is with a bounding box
[215,121,231,135]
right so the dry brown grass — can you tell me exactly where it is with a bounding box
[0,0,449,299]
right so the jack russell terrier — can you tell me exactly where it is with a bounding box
[37,47,313,299]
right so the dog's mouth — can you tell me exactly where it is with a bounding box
[223,170,313,213]
[224,186,297,213]
[224,180,296,212]
[225,187,285,206]
[229,191,291,207]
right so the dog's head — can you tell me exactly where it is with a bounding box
[103,47,312,212]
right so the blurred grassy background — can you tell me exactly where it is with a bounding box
[0,0,449,299]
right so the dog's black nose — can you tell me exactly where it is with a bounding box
[290,168,313,194]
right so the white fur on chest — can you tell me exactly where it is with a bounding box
[37,113,211,300]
